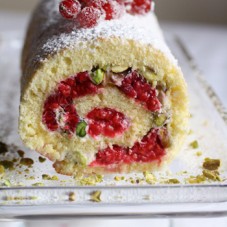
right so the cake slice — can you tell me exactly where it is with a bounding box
[19,0,189,175]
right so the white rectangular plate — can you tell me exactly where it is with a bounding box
[0,31,227,220]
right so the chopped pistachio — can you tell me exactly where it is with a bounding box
[39,156,46,163]
[0,142,8,154]
[154,114,167,127]
[76,121,87,138]
[143,171,156,184]
[90,191,102,202]
[42,174,58,181]
[69,192,76,202]
[42,174,51,180]
[0,160,14,170]
[114,176,122,181]
[190,140,199,149]
[27,176,35,180]
[4,179,11,187]
[140,68,158,83]
[202,170,221,181]
[77,174,103,186]
[32,182,44,187]
[196,151,202,157]
[91,69,105,85]
[0,165,5,175]
[158,128,171,148]
[20,158,34,167]
[187,175,206,184]
[75,152,87,166]
[203,158,220,171]
[51,175,59,181]
[165,179,180,184]
[17,150,25,158]
[111,66,128,73]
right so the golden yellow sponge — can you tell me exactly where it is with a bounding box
[19,0,189,175]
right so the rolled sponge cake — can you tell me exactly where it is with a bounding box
[19,0,189,175]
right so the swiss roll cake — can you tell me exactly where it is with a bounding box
[19,0,189,175]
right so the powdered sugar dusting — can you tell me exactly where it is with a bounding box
[37,0,176,63]
[22,0,177,90]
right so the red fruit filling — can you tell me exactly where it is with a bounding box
[90,129,166,166]
[87,108,130,138]
[42,71,102,134]
[42,68,166,166]
[113,70,161,112]
[59,0,81,19]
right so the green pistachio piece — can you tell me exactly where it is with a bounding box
[165,179,180,184]
[111,66,128,73]
[202,170,221,181]
[154,114,167,127]
[140,67,158,82]
[75,151,87,166]
[76,121,87,137]
[0,165,5,175]
[203,158,221,171]
[90,191,102,202]
[69,192,76,201]
[91,69,105,85]
[158,128,172,148]
[4,179,11,187]
[0,160,14,170]
[190,140,199,149]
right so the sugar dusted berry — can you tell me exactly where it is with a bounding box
[128,0,152,15]
[59,0,81,19]
[102,0,123,20]
[77,6,103,28]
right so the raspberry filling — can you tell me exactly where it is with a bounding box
[42,68,166,166]
[42,71,102,134]
[90,129,166,166]
[113,70,161,112]
[86,107,130,138]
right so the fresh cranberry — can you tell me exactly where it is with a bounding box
[59,0,81,19]
[128,0,152,15]
[102,0,123,20]
[87,108,130,138]
[77,6,103,28]
[85,0,123,20]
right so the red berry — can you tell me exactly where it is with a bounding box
[128,0,152,15]
[59,0,81,19]
[86,0,123,20]
[102,0,123,20]
[87,108,129,138]
[77,6,102,28]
